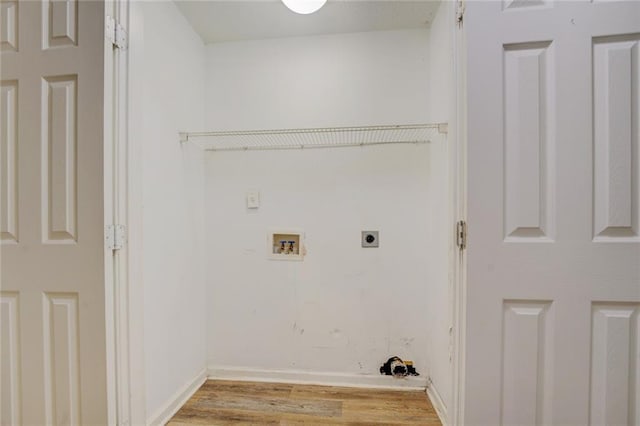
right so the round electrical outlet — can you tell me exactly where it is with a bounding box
[361,231,379,247]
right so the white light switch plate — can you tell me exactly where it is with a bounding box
[247,190,260,209]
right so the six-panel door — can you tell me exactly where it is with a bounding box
[1,1,108,424]
[466,1,640,425]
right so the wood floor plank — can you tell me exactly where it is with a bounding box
[169,405,281,425]
[192,396,342,418]
[290,385,427,402]
[342,397,437,412]
[340,400,440,424]
[197,381,294,398]
[280,414,389,425]
[169,380,442,425]
[279,412,437,426]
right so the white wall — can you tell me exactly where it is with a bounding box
[203,29,450,385]
[137,2,207,421]
[205,146,432,382]
[425,1,454,418]
[205,29,430,130]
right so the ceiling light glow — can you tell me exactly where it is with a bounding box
[282,0,327,15]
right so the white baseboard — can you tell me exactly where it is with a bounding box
[147,368,207,426]
[207,365,427,391]
[426,380,448,426]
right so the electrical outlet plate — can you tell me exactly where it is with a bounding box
[361,231,379,247]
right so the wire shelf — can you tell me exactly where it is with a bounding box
[179,123,447,152]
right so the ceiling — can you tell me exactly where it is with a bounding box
[175,0,441,44]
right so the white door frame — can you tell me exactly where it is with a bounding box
[104,0,147,425]
[424,1,469,423]
[451,2,468,424]
[103,0,117,421]
[109,1,471,425]
[121,0,147,423]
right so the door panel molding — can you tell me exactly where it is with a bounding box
[503,41,555,241]
[42,74,78,243]
[0,1,18,52]
[1,79,18,243]
[0,291,21,426]
[42,292,81,426]
[501,300,554,426]
[42,0,78,49]
[593,34,639,241]
[590,302,639,426]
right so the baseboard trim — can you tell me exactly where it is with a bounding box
[426,380,448,426]
[147,368,207,426]
[207,365,427,391]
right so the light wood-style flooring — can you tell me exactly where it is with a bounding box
[168,380,442,425]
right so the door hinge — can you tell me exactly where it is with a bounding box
[106,224,126,251]
[456,220,467,250]
[456,0,465,28]
[105,15,128,49]
[449,325,454,362]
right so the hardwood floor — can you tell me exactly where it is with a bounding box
[168,380,442,425]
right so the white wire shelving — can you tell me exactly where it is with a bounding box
[179,123,448,152]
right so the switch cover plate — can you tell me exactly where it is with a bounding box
[362,231,379,248]
[247,190,260,209]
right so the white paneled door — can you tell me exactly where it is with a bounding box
[465,1,640,425]
[1,1,108,425]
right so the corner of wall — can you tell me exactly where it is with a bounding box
[140,0,209,420]
[427,378,449,426]
[146,369,207,426]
